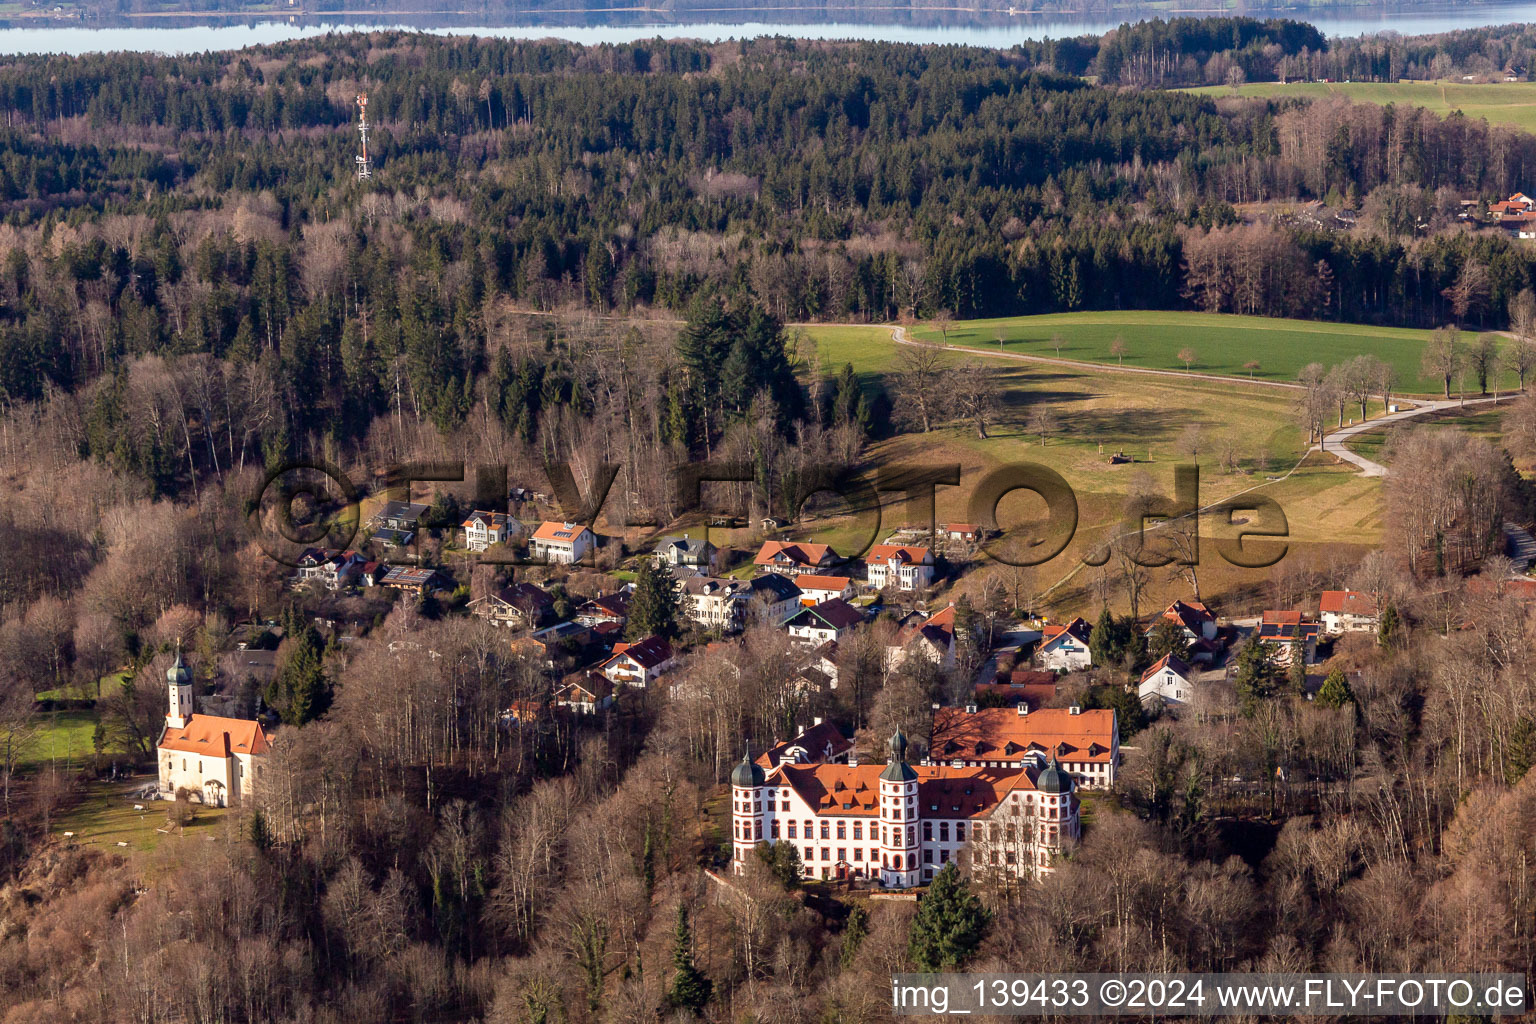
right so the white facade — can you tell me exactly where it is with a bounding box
[1138,657,1196,706]
[156,653,271,808]
[1036,627,1091,672]
[731,734,1078,887]
[530,523,595,564]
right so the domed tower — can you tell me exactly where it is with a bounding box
[1035,754,1080,856]
[878,730,920,889]
[166,648,193,730]
[730,749,766,874]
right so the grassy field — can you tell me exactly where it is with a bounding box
[53,780,232,855]
[1184,79,1536,135]
[893,311,1452,393]
[1344,404,1510,466]
[22,710,108,770]
[802,322,1386,616]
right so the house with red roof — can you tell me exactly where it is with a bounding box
[887,604,957,670]
[599,635,676,687]
[1138,653,1197,707]
[795,574,854,606]
[865,544,935,591]
[753,540,836,576]
[530,521,596,564]
[754,719,853,771]
[1318,590,1378,635]
[786,598,865,646]
[1035,617,1092,672]
[1257,610,1319,666]
[1146,599,1222,663]
[974,669,1057,710]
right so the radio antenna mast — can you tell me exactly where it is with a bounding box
[355,93,371,181]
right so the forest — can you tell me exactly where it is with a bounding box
[0,24,1529,1024]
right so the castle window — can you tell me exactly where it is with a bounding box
[771,821,780,838]
[939,822,949,842]
[820,822,830,839]
[836,822,845,839]
[923,849,933,864]
[906,826,915,845]
[821,847,829,861]
[922,821,932,841]
[788,823,798,839]
[837,847,846,862]
[853,823,862,840]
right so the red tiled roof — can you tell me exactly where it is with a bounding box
[755,721,853,769]
[1140,653,1194,684]
[606,635,674,670]
[754,541,832,566]
[159,714,272,757]
[867,544,933,565]
[1319,590,1377,616]
[796,575,852,592]
[533,521,591,543]
[771,762,1041,818]
[931,706,1116,764]
[1041,616,1091,647]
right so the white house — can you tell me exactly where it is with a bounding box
[599,635,676,687]
[530,521,596,564]
[156,652,272,808]
[1035,617,1092,672]
[1319,590,1378,635]
[753,540,835,577]
[461,510,518,552]
[864,544,935,592]
[1146,599,1221,662]
[886,605,957,670]
[744,573,804,626]
[731,730,1079,886]
[785,599,865,646]
[653,535,719,573]
[755,719,853,770]
[556,675,615,714]
[795,574,854,607]
[1138,654,1197,707]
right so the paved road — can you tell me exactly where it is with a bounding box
[1315,394,1506,476]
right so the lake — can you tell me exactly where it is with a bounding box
[0,1,1534,55]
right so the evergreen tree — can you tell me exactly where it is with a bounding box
[908,863,990,971]
[666,905,712,1014]
[1288,647,1308,695]
[1316,668,1356,709]
[755,839,803,889]
[1089,606,1119,667]
[840,905,869,969]
[1232,631,1280,717]
[1505,716,1535,784]
[626,557,681,639]
[1378,602,1400,648]
[267,622,329,725]
[1147,618,1191,662]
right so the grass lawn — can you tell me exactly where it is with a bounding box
[1344,403,1511,466]
[1184,79,1536,135]
[21,710,110,771]
[800,322,1389,615]
[896,311,1448,393]
[53,779,232,855]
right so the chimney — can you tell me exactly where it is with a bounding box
[964,704,978,714]
[848,750,859,767]
[1017,703,1028,716]
[931,702,941,710]
[813,716,823,728]
[1069,705,1081,715]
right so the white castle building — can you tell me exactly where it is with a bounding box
[731,730,1078,886]
[156,651,273,808]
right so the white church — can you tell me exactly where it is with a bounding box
[156,651,273,808]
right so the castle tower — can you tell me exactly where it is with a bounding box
[878,729,920,889]
[730,749,766,874]
[166,648,193,729]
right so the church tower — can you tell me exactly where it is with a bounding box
[167,649,193,729]
[878,730,920,889]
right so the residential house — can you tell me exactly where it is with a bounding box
[576,591,631,629]
[470,582,555,629]
[744,573,804,626]
[1035,617,1092,672]
[1138,654,1197,707]
[754,719,853,771]
[293,549,369,592]
[556,674,615,714]
[1257,610,1319,666]
[943,523,982,544]
[974,669,1057,710]
[530,521,597,564]
[928,705,1119,789]
[753,540,835,577]
[461,510,519,552]
[1319,590,1379,635]
[652,536,719,573]
[682,576,750,632]
[760,516,791,532]
[887,605,957,670]
[795,574,854,607]
[1147,599,1221,663]
[865,544,935,592]
[599,635,677,687]
[380,566,445,596]
[373,500,429,533]
[786,599,865,646]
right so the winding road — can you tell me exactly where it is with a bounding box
[889,324,1513,478]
